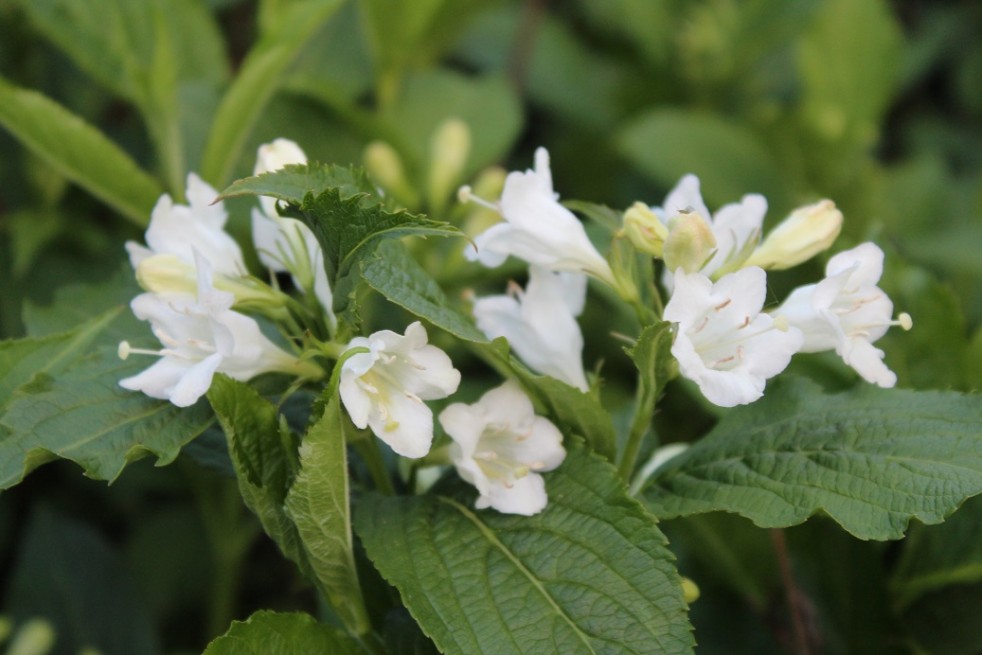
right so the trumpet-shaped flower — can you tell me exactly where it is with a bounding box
[774,242,911,387]
[439,381,566,515]
[119,255,314,407]
[463,148,615,285]
[126,173,245,278]
[473,266,589,391]
[339,322,461,459]
[664,267,803,407]
[744,200,842,270]
[250,139,334,323]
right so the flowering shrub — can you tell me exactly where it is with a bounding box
[1,2,980,654]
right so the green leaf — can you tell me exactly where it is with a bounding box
[0,345,214,489]
[284,396,370,636]
[617,109,787,210]
[362,241,488,343]
[0,76,163,225]
[202,610,364,655]
[200,0,345,187]
[892,495,982,610]
[222,163,462,325]
[207,376,309,574]
[644,377,982,540]
[355,445,693,655]
[6,506,162,655]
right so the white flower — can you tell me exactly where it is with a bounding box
[664,267,803,407]
[439,381,566,516]
[473,266,589,391]
[126,173,245,278]
[251,139,334,324]
[119,255,314,407]
[462,147,615,285]
[654,174,765,283]
[774,242,912,387]
[339,322,461,459]
[744,199,842,270]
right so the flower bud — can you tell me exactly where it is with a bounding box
[622,202,669,257]
[364,140,419,208]
[136,254,287,312]
[254,138,306,176]
[745,199,842,270]
[663,210,717,273]
[427,117,471,214]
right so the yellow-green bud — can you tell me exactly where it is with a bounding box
[663,210,717,273]
[135,254,286,311]
[427,118,471,214]
[681,577,700,604]
[363,140,418,208]
[744,199,843,270]
[623,202,669,257]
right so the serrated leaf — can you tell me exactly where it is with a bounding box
[362,241,488,343]
[200,0,345,186]
[202,610,364,655]
[284,396,369,635]
[0,345,214,489]
[219,161,376,206]
[355,446,694,655]
[644,377,982,540]
[0,76,162,225]
[207,376,310,574]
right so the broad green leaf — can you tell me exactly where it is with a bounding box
[361,241,488,343]
[22,267,142,338]
[200,0,344,187]
[202,610,364,655]
[797,0,902,146]
[207,376,310,574]
[618,109,787,210]
[5,506,162,655]
[356,445,694,655]
[220,162,376,208]
[892,495,982,610]
[284,396,370,636]
[0,345,214,489]
[0,76,163,225]
[644,377,982,540]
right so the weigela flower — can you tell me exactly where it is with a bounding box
[473,266,589,391]
[126,173,245,278]
[119,255,314,407]
[463,147,615,285]
[251,139,334,324]
[744,200,842,270]
[774,242,912,388]
[439,381,566,516]
[664,267,803,407]
[339,322,461,459]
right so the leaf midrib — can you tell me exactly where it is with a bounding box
[437,496,598,655]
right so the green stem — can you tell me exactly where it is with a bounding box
[618,383,656,480]
[353,437,396,496]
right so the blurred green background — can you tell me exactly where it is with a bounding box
[1,0,980,653]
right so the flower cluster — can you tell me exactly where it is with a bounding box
[118,139,912,517]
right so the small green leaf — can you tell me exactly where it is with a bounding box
[284,396,370,636]
[355,445,694,655]
[645,377,982,540]
[617,109,787,210]
[0,76,163,225]
[362,241,487,343]
[202,610,364,655]
[207,376,309,574]
[220,161,376,207]
[200,0,345,186]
